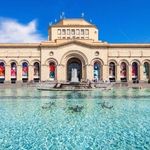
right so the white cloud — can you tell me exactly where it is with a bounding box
[0,18,46,43]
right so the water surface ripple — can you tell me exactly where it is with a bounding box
[0,88,150,150]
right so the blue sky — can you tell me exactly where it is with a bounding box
[0,0,150,43]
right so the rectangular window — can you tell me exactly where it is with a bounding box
[67,29,70,35]
[85,29,89,35]
[71,29,75,35]
[76,29,80,35]
[62,29,66,35]
[81,29,84,35]
[57,29,61,35]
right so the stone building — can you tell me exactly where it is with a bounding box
[0,18,150,83]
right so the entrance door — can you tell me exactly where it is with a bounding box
[67,58,82,81]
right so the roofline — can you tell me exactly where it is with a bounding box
[109,43,150,48]
[0,41,150,48]
[50,25,97,28]
[49,18,97,29]
[0,43,40,48]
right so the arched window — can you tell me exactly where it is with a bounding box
[109,62,115,81]
[22,62,28,81]
[132,62,138,80]
[94,62,101,81]
[33,62,40,80]
[49,62,56,80]
[143,62,150,80]
[0,62,5,83]
[120,62,127,82]
[11,62,17,83]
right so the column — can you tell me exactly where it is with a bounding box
[17,65,22,82]
[116,65,120,82]
[102,65,108,81]
[28,65,34,81]
[57,65,65,81]
[140,65,144,81]
[128,65,132,82]
[86,64,93,81]
[41,65,49,81]
[5,65,11,82]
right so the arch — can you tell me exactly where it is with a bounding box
[22,62,29,82]
[92,59,103,81]
[120,62,128,82]
[60,50,88,81]
[33,62,40,81]
[60,50,88,66]
[31,59,41,66]
[142,59,150,65]
[131,61,139,80]
[119,59,129,66]
[49,61,56,80]
[143,61,150,80]
[0,61,5,83]
[109,62,116,82]
[130,59,141,66]
[45,58,58,66]
[10,62,17,82]
[0,60,6,66]
[91,58,104,66]
[8,60,19,66]
[19,60,30,66]
[67,57,82,81]
[108,59,118,66]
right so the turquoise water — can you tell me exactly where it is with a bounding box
[0,88,150,150]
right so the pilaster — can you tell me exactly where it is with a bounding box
[5,65,11,82]
[17,65,22,82]
[41,65,49,81]
[140,65,144,81]
[57,64,65,81]
[102,65,108,81]
[116,65,120,82]
[128,65,132,82]
[86,64,93,81]
[28,65,34,81]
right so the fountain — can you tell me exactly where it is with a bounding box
[71,68,79,83]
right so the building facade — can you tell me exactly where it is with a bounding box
[0,18,150,83]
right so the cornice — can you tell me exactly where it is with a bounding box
[0,41,150,49]
[0,43,40,48]
[40,40,108,48]
[108,43,150,48]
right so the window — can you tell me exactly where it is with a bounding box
[67,29,70,35]
[71,29,75,35]
[81,29,84,35]
[85,29,89,35]
[76,29,80,35]
[57,29,61,35]
[62,29,66,35]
